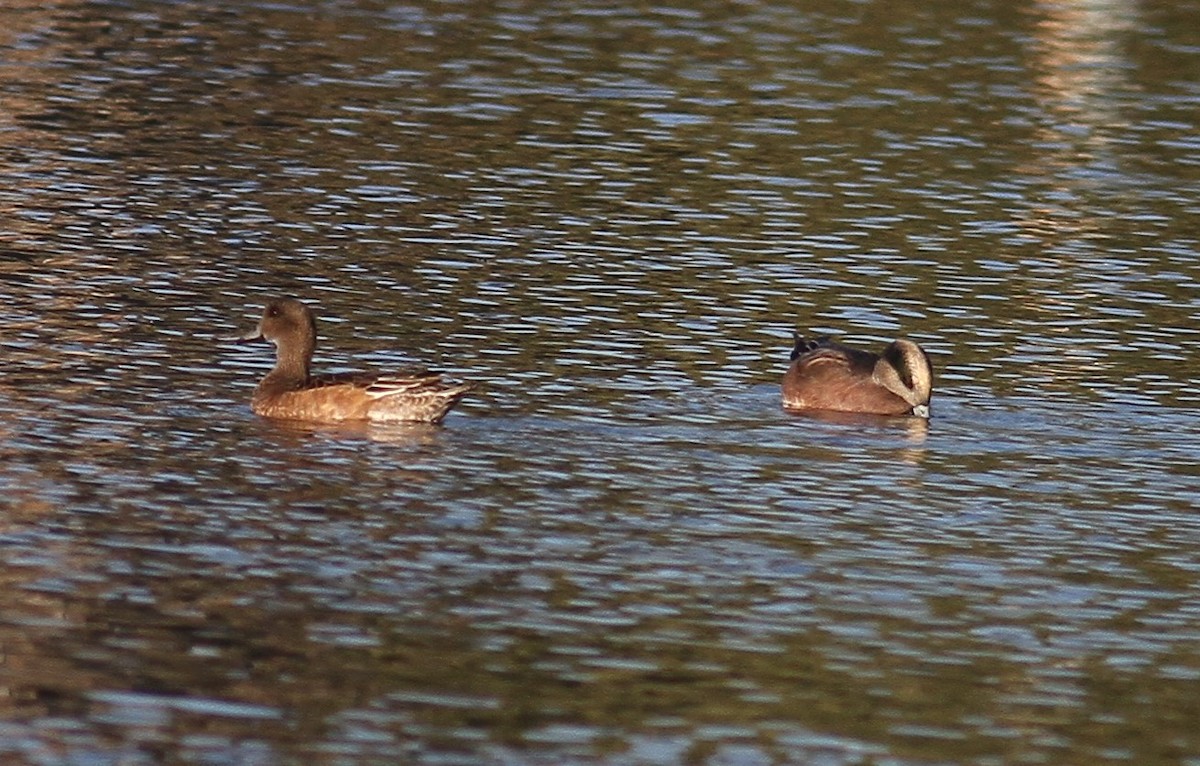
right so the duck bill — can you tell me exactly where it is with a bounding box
[230,325,265,343]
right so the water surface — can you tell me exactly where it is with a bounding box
[2,0,1200,763]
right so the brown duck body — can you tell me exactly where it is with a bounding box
[240,298,472,424]
[251,370,472,423]
[782,335,932,418]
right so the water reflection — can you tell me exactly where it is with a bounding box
[784,407,931,448]
[1028,0,1140,140]
[2,0,1200,763]
[256,418,452,446]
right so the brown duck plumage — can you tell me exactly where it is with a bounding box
[237,298,472,424]
[782,333,932,418]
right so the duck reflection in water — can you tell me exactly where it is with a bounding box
[782,333,933,418]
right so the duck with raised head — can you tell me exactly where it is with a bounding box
[782,333,932,418]
[236,297,473,424]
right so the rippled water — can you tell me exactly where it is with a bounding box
[2,0,1200,763]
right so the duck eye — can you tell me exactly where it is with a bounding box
[267,306,280,317]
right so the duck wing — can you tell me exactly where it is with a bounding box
[363,371,467,400]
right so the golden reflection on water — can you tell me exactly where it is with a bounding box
[1029,0,1139,131]
[1017,0,1140,207]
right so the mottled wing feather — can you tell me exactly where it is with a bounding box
[302,370,445,397]
[364,372,453,399]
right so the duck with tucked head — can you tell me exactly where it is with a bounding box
[236,297,473,424]
[782,333,932,418]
